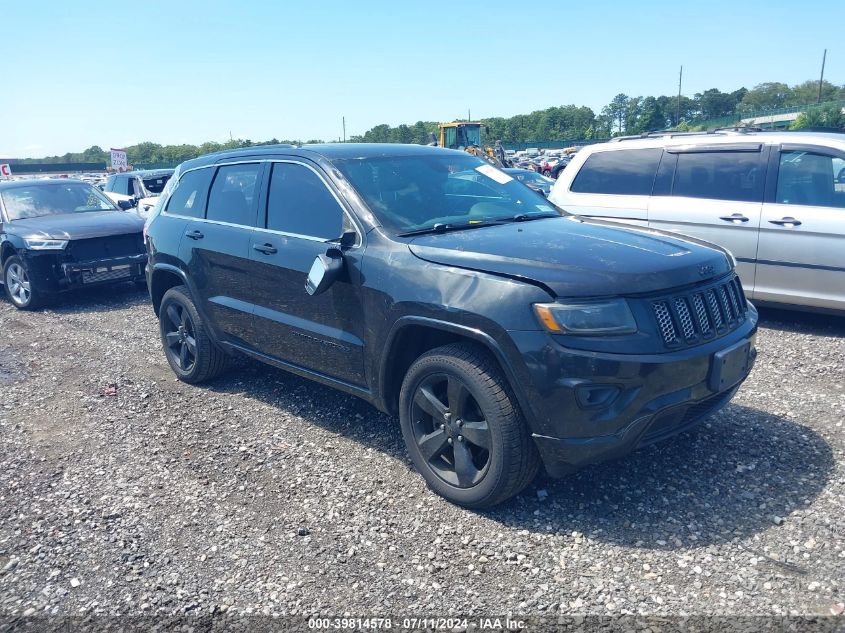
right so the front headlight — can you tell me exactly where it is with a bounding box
[534,299,637,335]
[24,239,69,250]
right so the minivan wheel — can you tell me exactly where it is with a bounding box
[4,255,45,310]
[399,343,540,508]
[159,285,228,383]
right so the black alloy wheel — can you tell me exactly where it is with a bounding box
[158,285,228,383]
[399,343,540,508]
[163,301,198,374]
[410,372,492,488]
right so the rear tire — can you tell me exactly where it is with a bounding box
[4,255,46,310]
[159,285,228,383]
[399,343,540,509]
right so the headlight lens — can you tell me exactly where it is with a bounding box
[534,299,637,335]
[24,239,68,250]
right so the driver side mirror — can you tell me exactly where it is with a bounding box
[117,199,135,210]
[305,247,344,296]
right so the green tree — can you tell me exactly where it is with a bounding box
[738,82,791,112]
[790,104,845,130]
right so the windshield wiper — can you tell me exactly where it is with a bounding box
[510,212,559,222]
[398,213,558,237]
[398,221,500,237]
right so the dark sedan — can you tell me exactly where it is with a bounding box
[503,168,555,197]
[0,179,147,309]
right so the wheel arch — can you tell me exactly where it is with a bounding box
[149,264,189,316]
[1,240,20,267]
[378,317,532,423]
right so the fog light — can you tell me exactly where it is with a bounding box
[575,384,621,409]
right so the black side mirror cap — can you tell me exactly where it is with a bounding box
[117,199,135,210]
[305,248,344,296]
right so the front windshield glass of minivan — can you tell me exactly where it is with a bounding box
[1,183,116,221]
[334,154,559,234]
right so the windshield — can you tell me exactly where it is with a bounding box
[334,153,560,234]
[1,181,117,221]
[457,125,481,148]
[141,174,172,196]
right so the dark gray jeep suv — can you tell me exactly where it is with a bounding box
[144,143,757,508]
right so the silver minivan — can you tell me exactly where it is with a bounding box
[549,130,845,313]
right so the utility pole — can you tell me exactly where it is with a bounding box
[676,65,683,126]
[342,116,346,143]
[817,49,827,103]
[468,108,471,122]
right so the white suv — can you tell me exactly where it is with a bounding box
[549,130,845,313]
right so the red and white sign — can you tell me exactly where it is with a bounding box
[110,148,128,172]
[0,163,11,179]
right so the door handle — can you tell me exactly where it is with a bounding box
[768,217,802,227]
[253,243,277,255]
[185,229,204,240]
[719,214,749,223]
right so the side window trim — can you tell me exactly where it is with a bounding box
[258,159,362,246]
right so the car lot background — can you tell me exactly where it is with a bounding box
[0,285,843,618]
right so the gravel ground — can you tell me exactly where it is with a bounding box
[0,285,843,626]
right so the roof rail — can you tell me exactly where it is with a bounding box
[609,127,770,143]
[609,129,719,142]
[712,126,765,134]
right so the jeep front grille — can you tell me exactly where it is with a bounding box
[651,276,747,347]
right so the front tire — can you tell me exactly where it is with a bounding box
[159,285,228,383]
[3,255,46,310]
[399,343,540,509]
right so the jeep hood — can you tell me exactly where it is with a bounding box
[9,211,145,241]
[406,216,732,298]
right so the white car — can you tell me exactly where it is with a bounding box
[549,129,845,313]
[103,169,174,218]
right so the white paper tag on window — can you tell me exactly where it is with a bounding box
[475,164,513,184]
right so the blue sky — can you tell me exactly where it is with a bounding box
[2,0,842,157]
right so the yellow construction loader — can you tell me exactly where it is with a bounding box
[436,122,506,167]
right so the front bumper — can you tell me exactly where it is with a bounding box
[60,254,147,288]
[23,251,147,292]
[508,313,757,477]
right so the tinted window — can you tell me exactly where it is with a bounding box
[206,164,261,226]
[570,149,662,195]
[776,150,845,209]
[165,168,213,218]
[105,175,117,192]
[673,151,763,202]
[266,163,343,239]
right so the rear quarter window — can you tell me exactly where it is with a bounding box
[570,148,662,196]
[165,168,213,218]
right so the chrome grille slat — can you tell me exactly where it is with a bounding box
[692,293,711,334]
[706,289,724,329]
[673,297,695,339]
[653,301,677,344]
[718,286,734,321]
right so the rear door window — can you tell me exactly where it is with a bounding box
[570,148,662,195]
[776,150,845,209]
[165,168,213,218]
[206,164,261,226]
[265,162,343,240]
[673,151,764,202]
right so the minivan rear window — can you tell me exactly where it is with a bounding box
[570,149,662,196]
